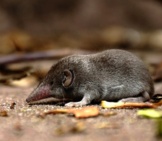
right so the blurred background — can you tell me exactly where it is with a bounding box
[0,0,162,90]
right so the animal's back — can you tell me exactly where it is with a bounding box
[87,49,154,100]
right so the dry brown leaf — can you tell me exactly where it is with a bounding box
[101,101,157,109]
[153,100,162,107]
[70,106,99,118]
[38,106,99,119]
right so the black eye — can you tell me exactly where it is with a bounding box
[50,80,54,86]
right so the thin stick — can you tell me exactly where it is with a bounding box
[0,49,89,66]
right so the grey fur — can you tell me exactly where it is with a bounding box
[26,49,154,107]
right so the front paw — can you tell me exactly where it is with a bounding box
[65,102,86,107]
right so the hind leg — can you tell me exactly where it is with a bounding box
[118,91,150,102]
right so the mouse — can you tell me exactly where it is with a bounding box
[26,49,154,107]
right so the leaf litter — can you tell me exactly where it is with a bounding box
[38,106,100,119]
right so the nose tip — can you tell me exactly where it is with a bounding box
[26,85,51,104]
[26,94,34,104]
[26,97,30,103]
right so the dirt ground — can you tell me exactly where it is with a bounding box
[0,85,161,141]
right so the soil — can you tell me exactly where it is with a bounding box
[0,85,161,141]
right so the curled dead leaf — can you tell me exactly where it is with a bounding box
[38,106,99,119]
[71,106,99,118]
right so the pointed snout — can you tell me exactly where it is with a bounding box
[26,85,51,104]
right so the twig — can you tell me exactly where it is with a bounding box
[0,49,89,66]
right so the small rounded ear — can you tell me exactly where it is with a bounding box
[62,69,74,88]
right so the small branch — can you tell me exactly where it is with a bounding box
[0,49,89,66]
